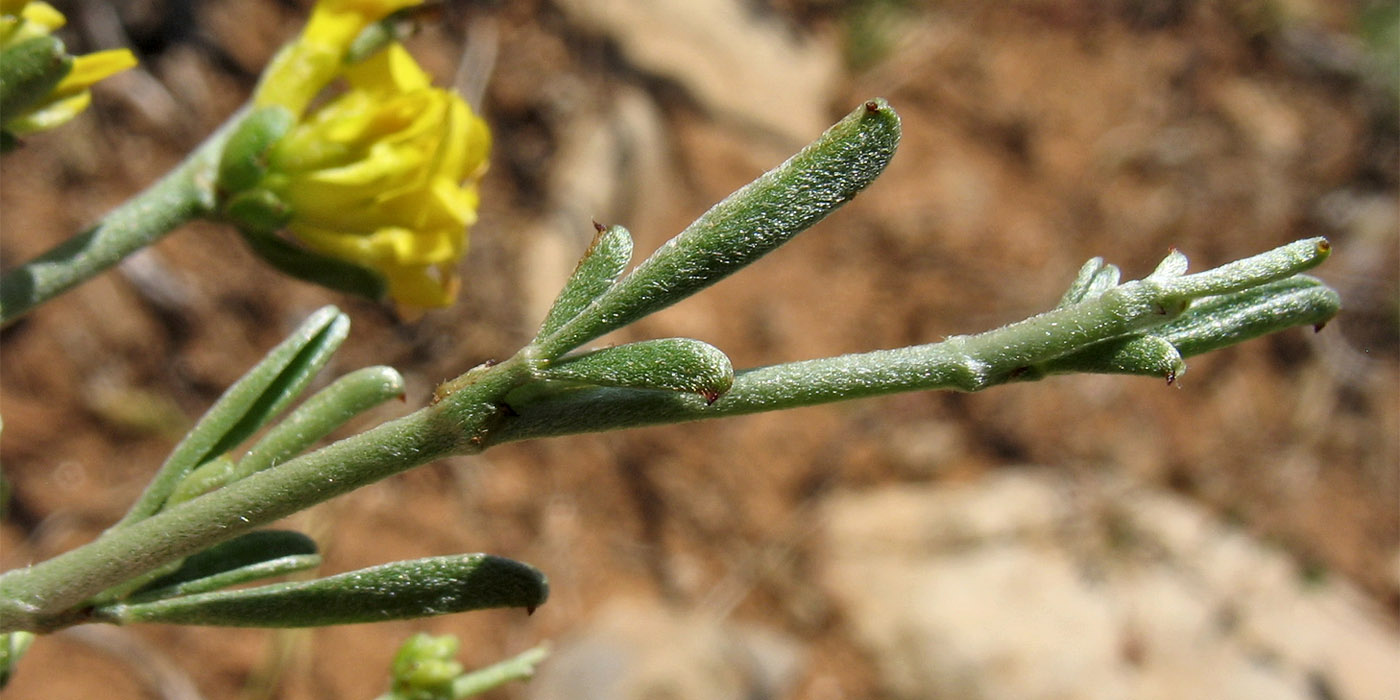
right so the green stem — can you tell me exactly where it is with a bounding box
[489,240,1334,443]
[0,386,501,633]
[0,238,1334,633]
[487,345,1045,444]
[449,643,550,698]
[0,113,242,325]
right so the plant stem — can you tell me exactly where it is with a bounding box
[487,344,1051,444]
[489,240,1335,443]
[0,239,1333,632]
[0,392,490,632]
[448,643,549,698]
[0,114,240,325]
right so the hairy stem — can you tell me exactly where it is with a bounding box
[0,238,1335,633]
[489,240,1334,443]
[0,382,502,632]
[0,113,243,325]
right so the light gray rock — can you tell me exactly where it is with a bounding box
[555,0,841,145]
[820,472,1400,700]
[527,599,804,700]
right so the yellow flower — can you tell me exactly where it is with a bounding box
[231,0,488,308]
[261,44,490,308]
[1,0,136,135]
[254,0,422,117]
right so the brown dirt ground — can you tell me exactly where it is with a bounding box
[2,1,1397,698]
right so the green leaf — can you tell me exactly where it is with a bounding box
[535,98,902,357]
[1158,238,1331,301]
[485,239,1342,445]
[116,306,350,526]
[166,454,237,506]
[127,530,320,603]
[541,338,734,403]
[1041,274,1338,381]
[1147,248,1189,280]
[533,224,633,345]
[223,188,291,236]
[239,228,388,301]
[1035,334,1185,381]
[1155,275,1341,358]
[0,632,34,689]
[96,554,548,627]
[1057,257,1120,308]
[0,37,71,130]
[345,7,425,64]
[216,107,294,195]
[235,365,405,478]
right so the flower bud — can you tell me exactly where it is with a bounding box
[0,1,135,138]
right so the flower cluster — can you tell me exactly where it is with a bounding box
[0,0,136,136]
[242,0,491,309]
[262,44,490,308]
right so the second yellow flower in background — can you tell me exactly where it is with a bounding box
[0,0,136,137]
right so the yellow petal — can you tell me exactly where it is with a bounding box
[2,1,63,48]
[319,0,422,17]
[253,0,424,115]
[5,90,89,134]
[288,220,462,267]
[55,49,137,96]
[383,263,458,308]
[254,42,342,115]
[345,43,431,93]
[19,2,63,31]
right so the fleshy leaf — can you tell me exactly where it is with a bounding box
[127,530,320,603]
[0,632,34,689]
[1148,248,1189,280]
[239,228,388,301]
[535,99,902,357]
[1036,334,1185,381]
[236,365,405,477]
[166,454,236,506]
[533,224,633,345]
[162,365,402,509]
[116,306,350,525]
[1159,238,1330,301]
[1155,275,1340,357]
[541,338,734,403]
[96,554,548,627]
[1057,257,1121,308]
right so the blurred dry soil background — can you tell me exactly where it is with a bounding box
[1,1,1398,698]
